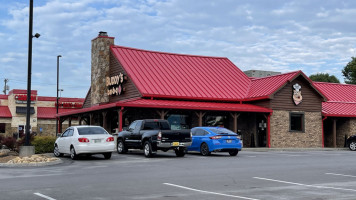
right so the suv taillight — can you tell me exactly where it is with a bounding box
[78,138,90,143]
[157,132,162,141]
[106,137,114,142]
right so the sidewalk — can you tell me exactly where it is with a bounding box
[242,147,349,152]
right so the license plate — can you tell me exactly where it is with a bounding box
[226,140,232,143]
[94,139,101,143]
[172,142,179,146]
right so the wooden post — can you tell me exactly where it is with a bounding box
[195,111,206,126]
[230,112,240,133]
[59,117,64,133]
[119,107,124,131]
[333,119,337,148]
[90,113,94,125]
[156,110,169,119]
[102,111,107,131]
[78,115,82,125]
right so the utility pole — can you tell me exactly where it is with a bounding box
[3,79,9,94]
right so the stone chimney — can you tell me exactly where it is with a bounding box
[91,31,115,105]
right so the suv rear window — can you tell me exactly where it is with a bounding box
[77,127,108,135]
[143,122,170,130]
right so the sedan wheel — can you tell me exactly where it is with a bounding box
[103,153,112,159]
[117,140,127,154]
[349,141,356,151]
[70,147,78,160]
[53,145,63,157]
[229,150,238,156]
[200,143,210,156]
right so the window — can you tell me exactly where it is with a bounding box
[0,123,5,133]
[77,127,108,135]
[167,114,190,130]
[290,112,304,132]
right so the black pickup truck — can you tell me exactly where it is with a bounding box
[116,119,192,157]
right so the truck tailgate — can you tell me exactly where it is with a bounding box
[160,130,191,142]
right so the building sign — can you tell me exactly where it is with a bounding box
[15,94,36,104]
[106,73,126,96]
[292,83,302,105]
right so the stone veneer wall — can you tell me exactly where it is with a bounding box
[270,110,322,148]
[91,35,114,105]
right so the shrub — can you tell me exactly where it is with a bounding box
[31,136,57,154]
[1,137,17,151]
[16,134,35,150]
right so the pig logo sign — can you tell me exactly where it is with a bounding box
[293,83,302,105]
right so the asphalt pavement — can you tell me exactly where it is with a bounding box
[0,149,355,200]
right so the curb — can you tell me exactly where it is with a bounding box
[0,158,63,168]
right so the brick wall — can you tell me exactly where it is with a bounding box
[270,110,322,148]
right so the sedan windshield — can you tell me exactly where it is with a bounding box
[208,128,237,135]
[77,127,108,135]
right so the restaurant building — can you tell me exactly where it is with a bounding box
[57,32,356,148]
[0,89,84,137]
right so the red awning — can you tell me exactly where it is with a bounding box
[0,106,11,118]
[58,98,272,117]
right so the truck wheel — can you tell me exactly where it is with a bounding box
[144,141,154,158]
[175,148,186,157]
[200,143,211,156]
[117,140,127,154]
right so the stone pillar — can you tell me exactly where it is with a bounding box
[91,31,115,105]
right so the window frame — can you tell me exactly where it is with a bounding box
[289,112,305,133]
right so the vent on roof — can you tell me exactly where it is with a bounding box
[98,31,108,36]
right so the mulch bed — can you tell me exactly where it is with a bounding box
[0,151,19,163]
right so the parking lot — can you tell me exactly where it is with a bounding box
[0,149,355,200]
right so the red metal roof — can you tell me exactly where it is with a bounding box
[322,102,356,117]
[247,71,301,100]
[8,89,37,95]
[314,82,356,103]
[38,107,84,119]
[37,96,84,102]
[0,94,7,100]
[0,106,11,118]
[111,45,251,101]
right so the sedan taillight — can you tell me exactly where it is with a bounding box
[78,138,90,143]
[209,136,222,140]
[106,137,114,142]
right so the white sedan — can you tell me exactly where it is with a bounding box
[54,126,115,160]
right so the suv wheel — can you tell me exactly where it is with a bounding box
[349,140,356,151]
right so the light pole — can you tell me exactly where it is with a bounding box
[25,0,40,146]
[56,55,62,136]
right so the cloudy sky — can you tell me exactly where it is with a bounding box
[1,0,356,98]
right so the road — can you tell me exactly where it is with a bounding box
[0,150,355,200]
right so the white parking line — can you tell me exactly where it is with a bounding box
[163,183,259,200]
[34,193,56,200]
[254,177,356,192]
[326,173,356,178]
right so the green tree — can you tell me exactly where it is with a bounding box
[342,57,356,84]
[309,73,340,83]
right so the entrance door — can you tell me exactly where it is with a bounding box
[18,125,25,138]
[256,119,267,147]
